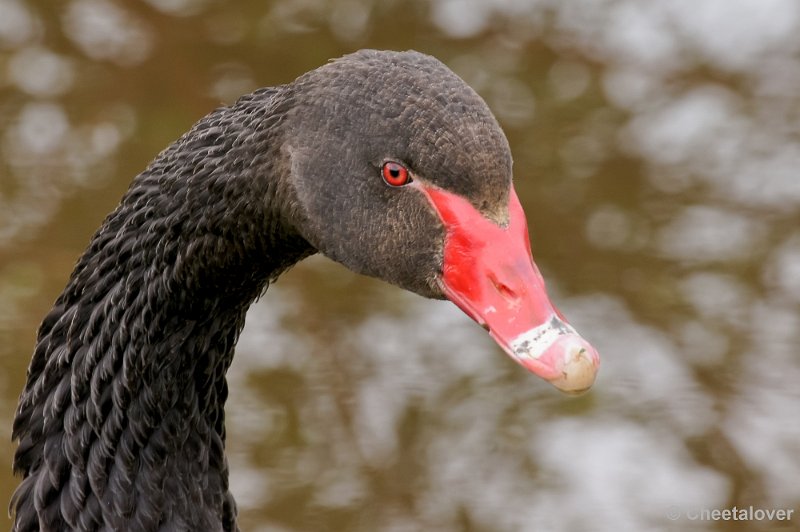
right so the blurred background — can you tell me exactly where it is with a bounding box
[1,0,799,530]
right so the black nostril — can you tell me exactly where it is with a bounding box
[490,275,520,303]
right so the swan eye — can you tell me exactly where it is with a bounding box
[381,161,412,187]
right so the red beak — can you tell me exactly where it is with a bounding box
[418,183,600,394]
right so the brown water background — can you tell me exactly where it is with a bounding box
[1,1,799,531]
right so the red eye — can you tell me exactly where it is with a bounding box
[381,161,412,187]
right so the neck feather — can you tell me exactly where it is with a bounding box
[11,88,313,531]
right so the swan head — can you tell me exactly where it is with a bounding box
[282,49,599,394]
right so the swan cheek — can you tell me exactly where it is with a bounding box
[417,183,600,395]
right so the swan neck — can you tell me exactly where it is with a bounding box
[11,88,312,530]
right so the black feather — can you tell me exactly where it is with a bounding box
[11,50,513,531]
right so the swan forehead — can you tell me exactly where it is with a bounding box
[293,50,513,217]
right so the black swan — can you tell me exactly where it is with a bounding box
[10,49,599,531]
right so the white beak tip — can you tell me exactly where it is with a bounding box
[547,345,598,395]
